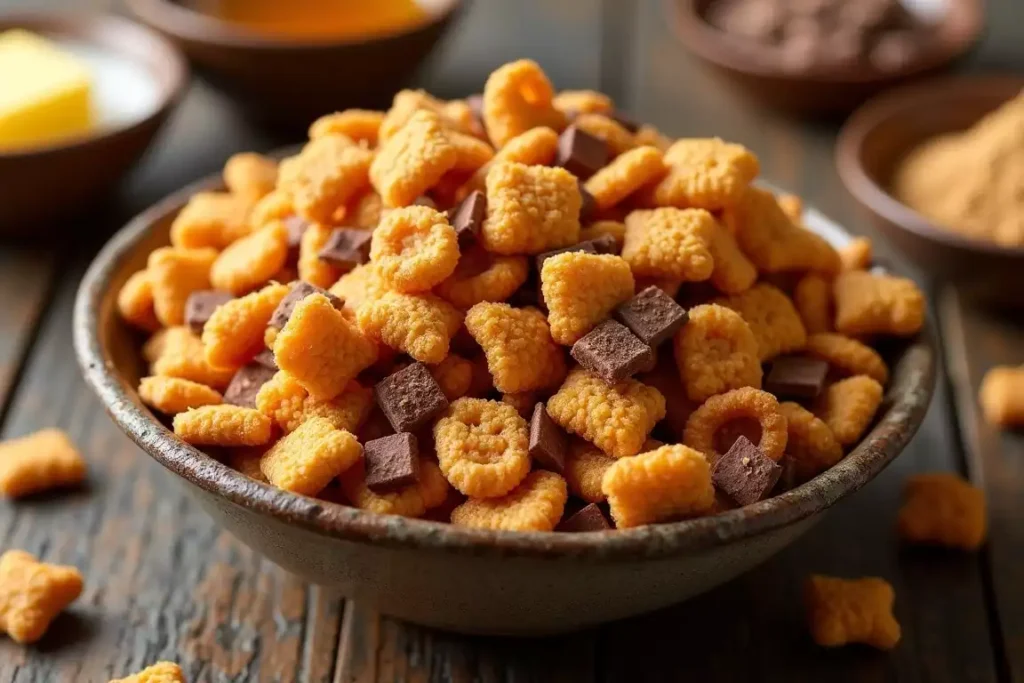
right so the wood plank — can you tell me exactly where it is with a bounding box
[0,249,57,417]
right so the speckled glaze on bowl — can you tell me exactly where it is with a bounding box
[73,161,936,635]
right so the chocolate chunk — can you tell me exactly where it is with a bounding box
[578,181,596,223]
[589,232,620,255]
[609,110,640,133]
[712,436,782,506]
[223,364,277,409]
[283,215,310,261]
[613,286,688,348]
[536,241,598,273]
[364,433,420,493]
[184,290,233,334]
[252,348,278,370]
[570,320,656,384]
[375,362,449,433]
[529,403,568,473]
[317,227,372,271]
[269,281,343,330]
[450,190,486,246]
[556,125,609,180]
[764,356,829,400]
[558,503,612,532]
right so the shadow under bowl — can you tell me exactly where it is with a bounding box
[73,162,936,634]
[837,75,1024,308]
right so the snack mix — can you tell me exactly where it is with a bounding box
[115,59,926,539]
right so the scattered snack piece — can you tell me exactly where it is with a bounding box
[108,661,185,683]
[804,575,901,650]
[715,283,807,361]
[149,327,235,390]
[203,282,290,370]
[557,502,612,532]
[465,303,566,393]
[450,470,567,531]
[683,387,788,463]
[279,135,373,223]
[897,472,987,550]
[764,357,829,400]
[481,161,581,255]
[363,433,420,493]
[369,205,459,292]
[339,458,449,517]
[173,405,272,447]
[0,550,83,644]
[707,219,758,295]
[640,138,759,210]
[0,429,86,498]
[584,145,666,210]
[979,365,1024,428]
[318,227,373,272]
[806,333,889,385]
[674,304,762,402]
[482,59,566,148]
[541,252,635,345]
[309,108,385,145]
[622,207,715,281]
[148,247,218,327]
[563,438,615,503]
[357,292,461,364]
[260,417,362,496]
[185,289,233,334]
[169,191,252,250]
[117,270,160,332]
[138,376,223,415]
[223,364,277,409]
[436,250,530,309]
[833,270,925,337]
[793,274,833,334]
[839,237,873,271]
[602,444,715,528]
[375,362,449,433]
[529,402,569,474]
[711,435,782,506]
[224,152,278,202]
[816,375,884,447]
[614,285,688,348]
[779,402,843,482]
[570,319,655,384]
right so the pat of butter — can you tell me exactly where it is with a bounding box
[0,30,94,152]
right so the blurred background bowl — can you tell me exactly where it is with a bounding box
[836,75,1024,308]
[126,0,466,130]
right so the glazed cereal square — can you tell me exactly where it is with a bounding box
[833,270,926,337]
[450,470,567,531]
[481,161,581,255]
[356,292,462,364]
[674,304,762,402]
[540,252,635,345]
[202,282,290,370]
[622,207,715,281]
[370,109,458,207]
[209,221,289,295]
[149,326,236,390]
[641,138,759,210]
[602,444,715,527]
[583,145,666,210]
[173,404,273,447]
[147,246,218,327]
[464,303,566,393]
[0,429,86,498]
[260,417,362,496]
[563,438,616,503]
[897,473,986,550]
[279,135,373,224]
[804,575,901,650]
[0,550,83,644]
[139,376,223,415]
[369,206,459,292]
[257,372,373,434]
[714,283,807,361]
[169,191,252,250]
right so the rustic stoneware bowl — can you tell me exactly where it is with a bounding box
[837,76,1024,309]
[74,164,936,635]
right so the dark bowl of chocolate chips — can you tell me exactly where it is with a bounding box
[670,0,983,116]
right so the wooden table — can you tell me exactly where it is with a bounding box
[1,1,1022,680]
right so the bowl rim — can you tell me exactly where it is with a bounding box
[125,0,465,50]
[836,73,1024,259]
[0,12,189,161]
[73,162,936,563]
[668,0,984,85]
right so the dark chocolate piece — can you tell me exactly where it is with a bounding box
[712,436,783,507]
[283,215,310,262]
[536,241,598,273]
[556,125,608,180]
[609,110,640,133]
[269,281,343,330]
[764,356,829,400]
[589,232,620,255]
[364,433,420,493]
[570,320,656,384]
[223,364,277,409]
[317,228,372,271]
[613,286,688,348]
[450,190,486,246]
[184,290,233,334]
[558,503,612,532]
[375,362,449,433]
[529,403,568,474]
[578,181,596,223]
[252,348,278,370]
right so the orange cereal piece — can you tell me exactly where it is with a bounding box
[714,283,807,361]
[839,237,873,271]
[117,269,160,332]
[275,293,377,400]
[547,368,665,458]
[563,438,616,503]
[148,246,218,326]
[347,191,384,229]
[370,110,458,207]
[897,473,986,550]
[793,274,833,334]
[430,354,474,401]
[804,575,901,650]
[309,109,385,145]
[573,113,636,156]
[481,161,581,255]
[209,221,289,295]
[602,444,714,528]
[622,207,715,281]
[979,365,1024,428]
[329,262,386,312]
[777,193,804,222]
[435,250,529,309]
[0,429,86,498]
[297,223,342,288]
[806,333,889,384]
[458,126,560,198]
[633,124,673,152]
[150,327,235,390]
[228,447,267,482]
[540,252,635,345]
[369,206,459,292]
[339,458,450,517]
[816,375,884,447]
[224,152,278,202]
[448,131,495,173]
[0,550,83,644]
[501,391,537,418]
[434,398,531,498]
[683,387,788,463]
[450,470,567,532]
[260,417,362,496]
[109,661,185,683]
[584,146,666,210]
[378,89,475,142]
[707,219,758,294]
[552,89,613,116]
[170,191,252,250]
[640,138,759,210]
[579,220,626,251]
[674,304,762,402]
[256,372,372,434]
[202,282,289,370]
[280,135,373,223]
[482,59,566,148]
[138,376,223,415]
[465,303,567,393]
[833,270,925,337]
[356,292,461,364]
[779,401,843,482]
[249,189,294,230]
[173,405,272,447]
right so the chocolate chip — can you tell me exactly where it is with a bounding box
[609,110,640,133]
[578,181,596,223]
[589,233,620,255]
[184,290,233,334]
[269,281,343,330]
[556,125,609,180]
[223,364,277,409]
[529,403,568,473]
[364,433,420,493]
[375,362,449,433]
[613,286,689,348]
[536,241,598,273]
[252,348,278,370]
[450,190,486,247]
[712,436,782,507]
[317,228,372,271]
[283,215,310,262]
[558,503,612,532]
[571,320,656,384]
[764,356,829,400]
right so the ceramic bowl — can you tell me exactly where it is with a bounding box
[668,0,983,117]
[126,0,466,129]
[73,164,936,635]
[0,14,187,235]
[837,75,1024,309]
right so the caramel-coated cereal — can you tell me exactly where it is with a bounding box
[804,575,901,650]
[340,458,450,517]
[979,365,1024,428]
[297,223,342,289]
[459,126,560,197]
[552,89,613,116]
[833,270,925,337]
[584,146,666,210]
[148,247,218,327]
[450,470,567,531]
[793,274,833,335]
[209,221,289,295]
[579,220,626,251]
[260,417,362,496]
[370,110,458,207]
[633,124,673,152]
[138,376,223,415]
[256,371,372,434]
[0,550,83,644]
[249,190,294,231]
[621,207,715,281]
[816,375,884,447]
[347,191,384,229]
[150,327,235,390]
[602,444,714,528]
[280,135,373,223]
[173,405,272,447]
[465,303,567,393]
[897,473,986,550]
[482,59,566,148]
[777,193,804,222]
[436,249,529,309]
[224,152,278,202]
[0,429,86,498]
[573,113,636,156]
[356,292,461,364]
[779,401,843,482]
[481,161,581,255]
[806,333,889,385]
[203,282,289,370]
[379,89,475,142]
[501,391,537,418]
[117,270,160,332]
[228,448,268,482]
[563,438,616,503]
[674,304,762,402]
[640,138,759,210]
[708,219,758,294]
[170,191,252,250]
[370,206,459,292]
[329,263,386,312]
[683,387,788,463]
[449,131,496,173]
[715,283,807,361]
[430,353,474,401]
[109,662,185,683]
[839,237,873,271]
[309,109,385,145]
[540,252,635,345]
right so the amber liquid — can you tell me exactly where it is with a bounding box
[193,0,430,40]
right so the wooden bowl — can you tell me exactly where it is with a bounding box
[0,14,187,235]
[668,0,984,117]
[73,164,936,634]
[837,76,1024,308]
[126,0,466,129]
